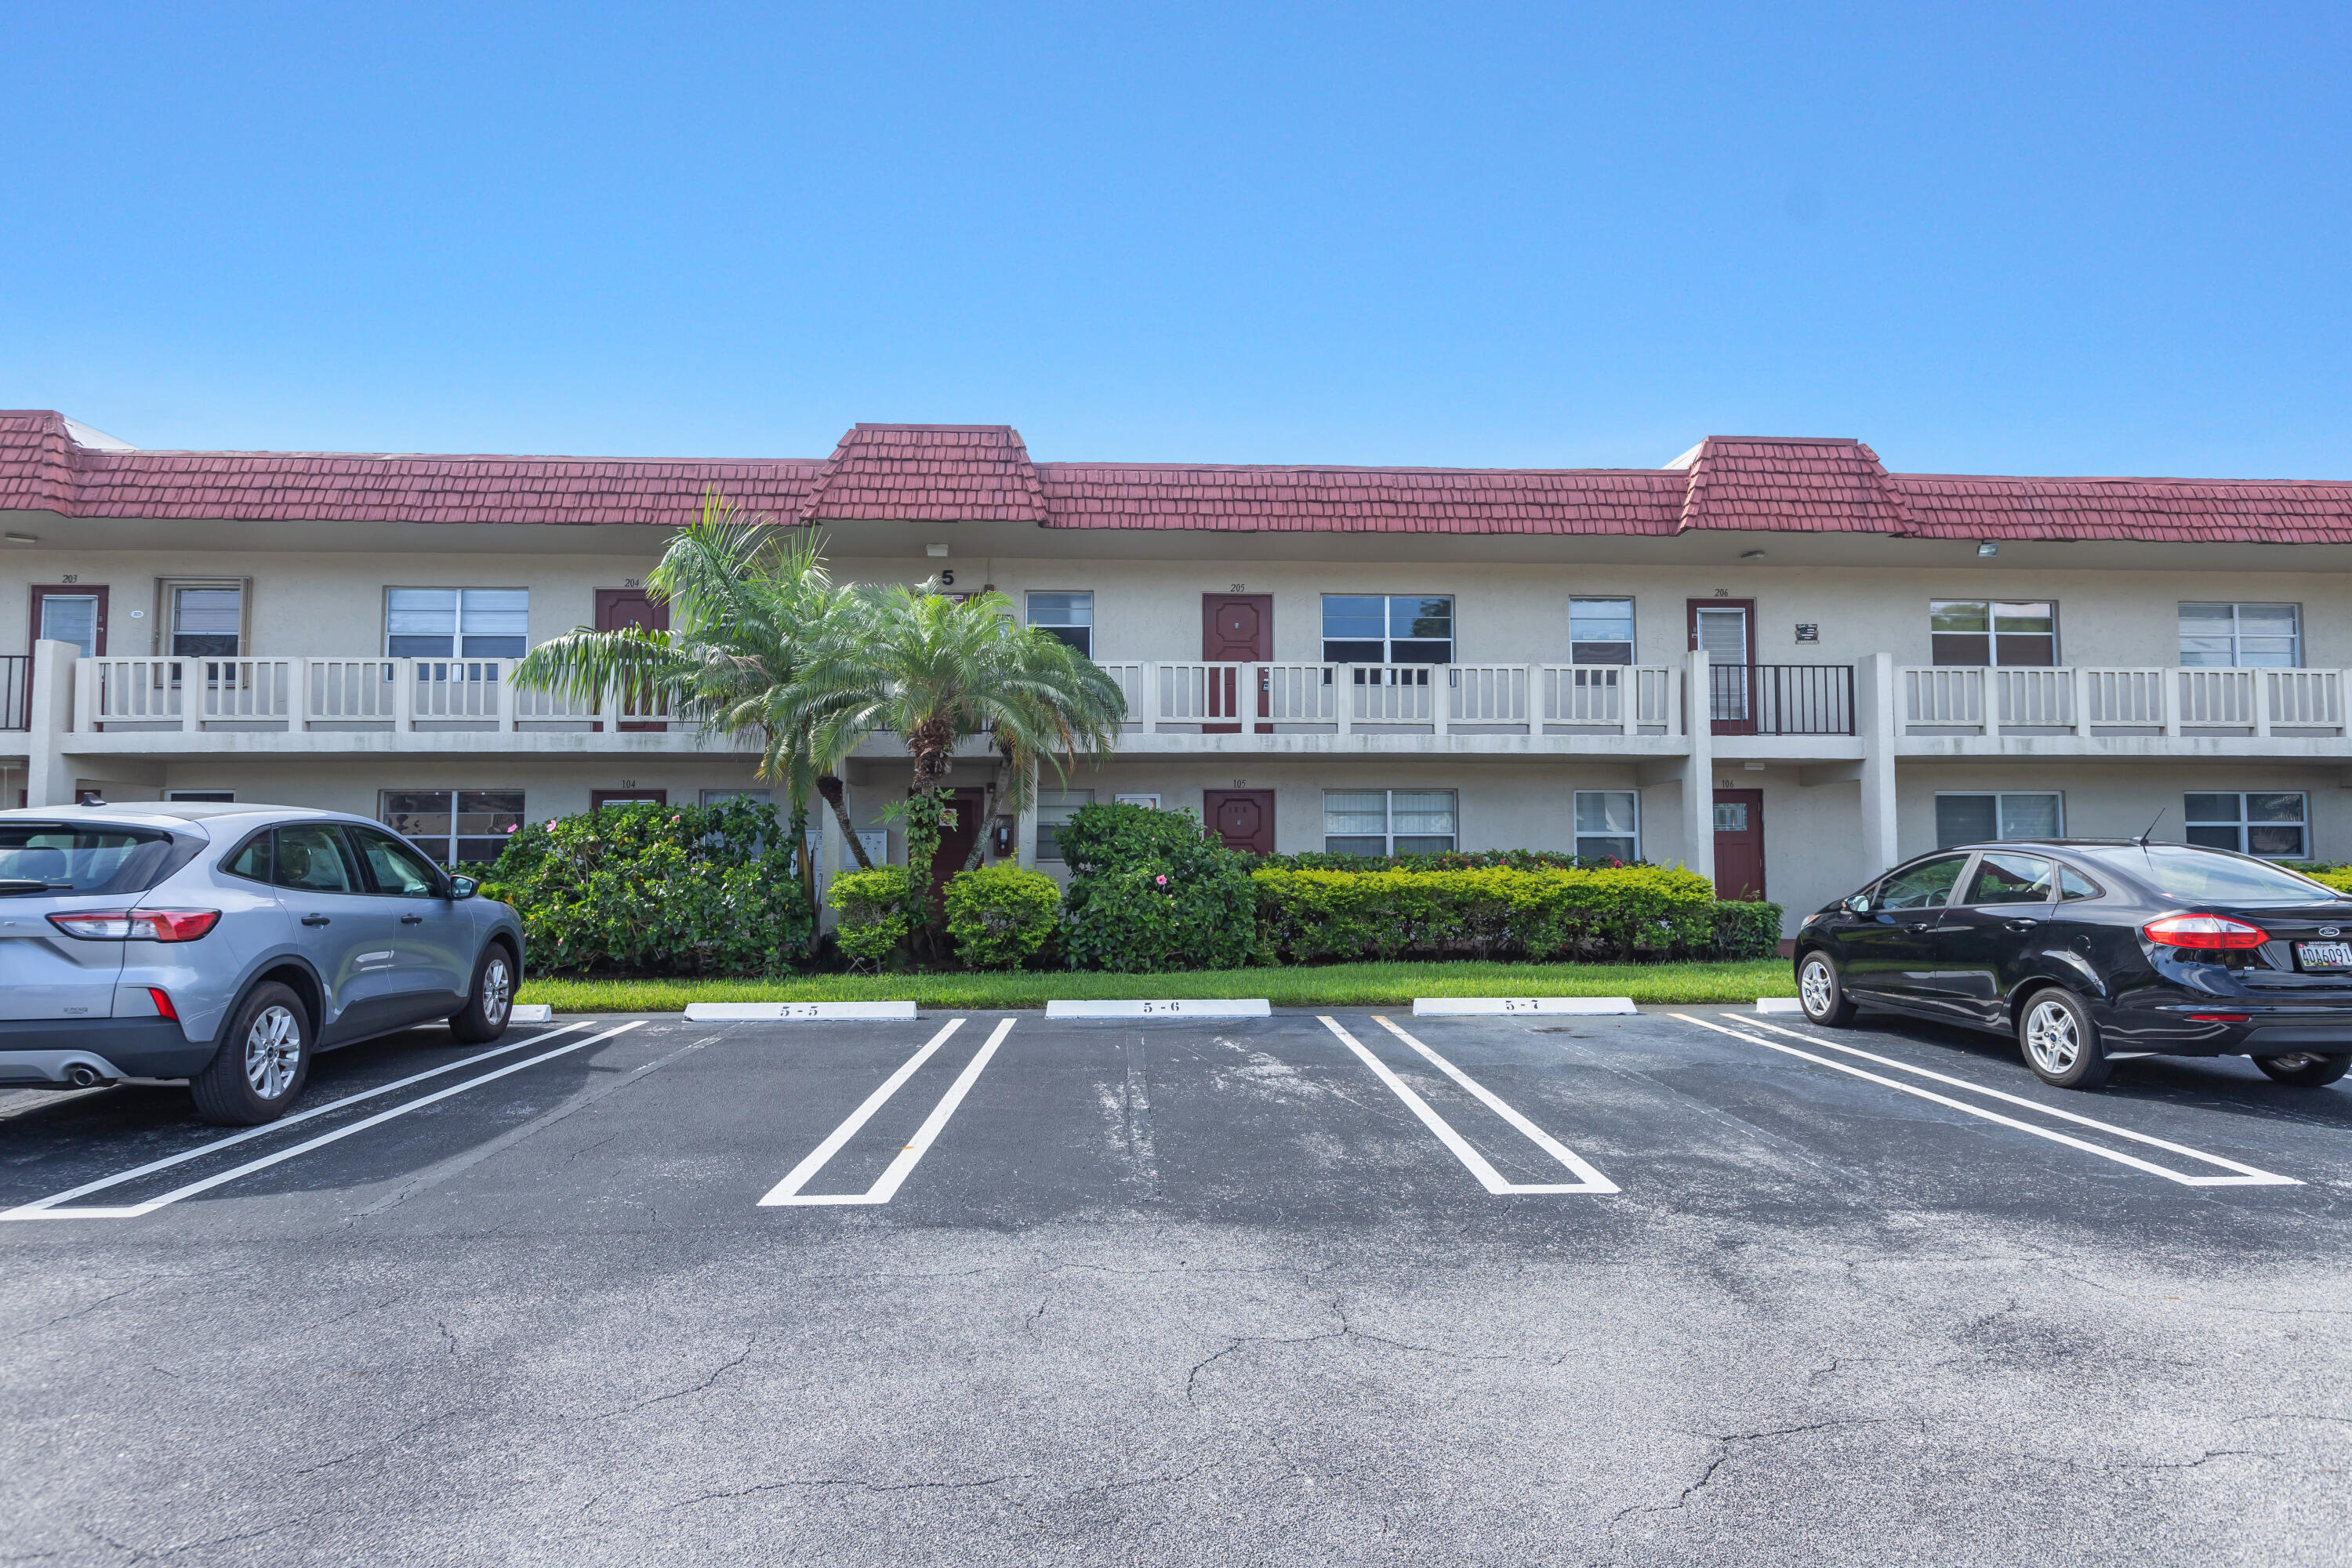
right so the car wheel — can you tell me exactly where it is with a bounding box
[446,942,516,1045]
[2017,989,2109,1090]
[190,982,314,1126]
[1797,952,1859,1026]
[2252,1052,2352,1088]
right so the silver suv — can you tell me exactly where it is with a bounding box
[0,802,524,1124]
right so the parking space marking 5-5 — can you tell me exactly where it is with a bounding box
[758,1017,1013,1207]
[1319,1015,1618,1196]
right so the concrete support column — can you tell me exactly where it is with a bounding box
[1857,651,1900,876]
[1681,648,1715,887]
[26,641,78,808]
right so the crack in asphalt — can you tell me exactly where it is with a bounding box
[1610,1419,1898,1524]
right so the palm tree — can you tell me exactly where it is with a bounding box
[793,580,1127,923]
[506,494,876,928]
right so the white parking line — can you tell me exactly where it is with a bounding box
[2,1021,647,1221]
[758,1017,1013,1207]
[1669,1012,2298,1188]
[1317,1015,1617,1196]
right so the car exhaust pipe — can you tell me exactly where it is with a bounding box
[64,1064,111,1089]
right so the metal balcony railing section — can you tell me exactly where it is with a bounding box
[1,654,28,731]
[1089,661,1681,735]
[1705,663,1857,736]
[78,655,662,735]
[1900,665,2350,738]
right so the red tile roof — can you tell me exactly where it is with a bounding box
[6,410,2351,544]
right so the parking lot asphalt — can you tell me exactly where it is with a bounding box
[5,1006,2350,1566]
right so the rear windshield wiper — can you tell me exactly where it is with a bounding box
[0,879,64,896]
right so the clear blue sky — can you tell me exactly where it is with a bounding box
[4,2,2347,477]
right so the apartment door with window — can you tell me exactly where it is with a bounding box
[924,787,989,912]
[1206,789,1276,856]
[1689,600,1755,734]
[1712,789,1765,900]
[596,587,670,731]
[1200,594,1272,734]
[31,585,107,657]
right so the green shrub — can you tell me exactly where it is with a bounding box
[1705,900,1786,960]
[1057,803,1256,971]
[1250,864,1719,964]
[943,864,1062,969]
[829,865,918,967]
[1262,848,1642,873]
[486,798,811,975]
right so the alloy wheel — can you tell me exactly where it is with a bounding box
[1800,958,1834,1018]
[2024,999,2080,1075]
[481,956,513,1027]
[243,1004,302,1100]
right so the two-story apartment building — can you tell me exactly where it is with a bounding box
[5,411,2350,932]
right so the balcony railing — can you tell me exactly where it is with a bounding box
[1093,661,1681,735]
[2,655,27,731]
[76,656,658,735]
[1900,665,2350,738]
[1705,663,1856,735]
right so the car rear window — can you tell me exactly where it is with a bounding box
[0,824,184,896]
[2120,845,2344,905]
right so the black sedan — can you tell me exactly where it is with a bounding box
[1793,839,2352,1091]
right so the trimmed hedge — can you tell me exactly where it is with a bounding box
[1707,900,1787,960]
[2302,866,2352,895]
[1261,848,1641,873]
[829,866,918,967]
[1250,864,1737,964]
[943,864,1062,970]
[484,798,812,975]
[1057,803,1256,971]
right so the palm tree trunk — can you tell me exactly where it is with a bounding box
[816,774,871,870]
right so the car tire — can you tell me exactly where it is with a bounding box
[1796,951,1859,1026]
[2017,988,2109,1090]
[190,982,314,1126]
[446,942,516,1045]
[2252,1052,2352,1088]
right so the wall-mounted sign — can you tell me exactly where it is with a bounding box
[1794,623,1820,643]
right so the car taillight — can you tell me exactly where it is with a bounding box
[46,909,221,942]
[2143,913,2268,950]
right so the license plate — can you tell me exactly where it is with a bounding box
[2296,941,2352,971]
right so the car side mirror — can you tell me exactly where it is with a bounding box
[448,875,480,900]
[1844,895,1871,914]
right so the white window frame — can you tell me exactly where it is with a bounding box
[1026,591,1094,658]
[1035,790,1094,862]
[379,789,527,866]
[154,579,251,658]
[1568,597,1635,666]
[1933,791,2064,848]
[1322,789,1459,855]
[1929,600,2059,668]
[2177,603,2301,669]
[1573,789,1641,861]
[1319,594,1457,665]
[2184,791,2310,860]
[384,587,532,659]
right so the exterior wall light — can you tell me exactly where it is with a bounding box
[1739,549,1766,560]
[926,543,949,557]
[1976,542,1998,557]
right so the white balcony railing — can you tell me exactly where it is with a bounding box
[78,655,662,735]
[1900,665,2350,738]
[1116,662,1678,735]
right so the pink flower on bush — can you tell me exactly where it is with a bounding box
[1155,874,1168,886]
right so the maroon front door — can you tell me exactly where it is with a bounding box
[1200,594,1272,734]
[926,787,989,911]
[1205,790,1276,856]
[1689,598,1758,736]
[597,587,670,731]
[1712,789,1765,901]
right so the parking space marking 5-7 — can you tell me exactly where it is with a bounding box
[1319,1015,1618,1196]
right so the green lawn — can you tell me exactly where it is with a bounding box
[519,958,1793,1013]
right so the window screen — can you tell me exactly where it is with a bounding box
[380,789,526,866]
[1930,601,2057,667]
[170,586,242,658]
[1035,790,1093,862]
[2178,604,2300,668]
[1321,596,1454,663]
[1569,599,1634,666]
[1027,592,1093,657]
[1576,790,1639,861]
[2184,792,2308,859]
[1322,789,1457,855]
[1935,793,2062,847]
[387,589,530,659]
